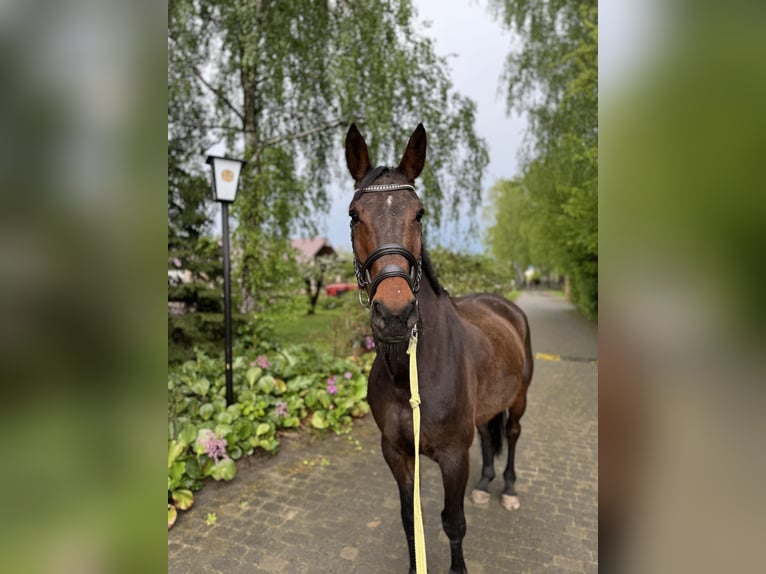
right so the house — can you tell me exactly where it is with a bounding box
[289,237,336,264]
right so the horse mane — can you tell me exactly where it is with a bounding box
[420,246,446,296]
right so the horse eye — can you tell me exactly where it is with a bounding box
[349,211,359,226]
[415,208,425,222]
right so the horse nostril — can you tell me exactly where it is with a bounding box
[371,301,387,330]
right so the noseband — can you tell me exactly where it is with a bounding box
[351,183,423,308]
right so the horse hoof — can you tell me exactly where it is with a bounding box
[501,494,520,511]
[469,489,491,504]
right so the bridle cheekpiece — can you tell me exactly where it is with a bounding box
[351,183,423,308]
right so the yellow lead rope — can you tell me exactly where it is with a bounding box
[407,330,427,573]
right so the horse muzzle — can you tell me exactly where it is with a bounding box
[370,298,418,343]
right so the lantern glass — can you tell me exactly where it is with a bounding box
[206,156,245,202]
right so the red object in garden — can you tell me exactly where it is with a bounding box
[325,283,358,297]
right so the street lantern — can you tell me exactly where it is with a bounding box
[206,155,246,405]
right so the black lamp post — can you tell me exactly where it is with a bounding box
[206,155,246,405]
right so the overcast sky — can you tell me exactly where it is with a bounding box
[321,0,527,254]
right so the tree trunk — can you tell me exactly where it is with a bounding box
[305,273,324,315]
[239,31,261,311]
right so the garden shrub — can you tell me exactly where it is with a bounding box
[167,345,374,528]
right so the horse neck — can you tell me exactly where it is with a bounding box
[416,274,447,333]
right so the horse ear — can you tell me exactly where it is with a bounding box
[345,123,371,182]
[398,123,427,181]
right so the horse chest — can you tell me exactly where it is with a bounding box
[370,391,472,457]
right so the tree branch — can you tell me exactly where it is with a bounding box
[172,122,257,133]
[190,66,245,123]
[251,118,363,162]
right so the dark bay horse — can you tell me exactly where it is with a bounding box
[345,123,534,574]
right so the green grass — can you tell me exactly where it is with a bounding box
[271,306,336,348]
[268,294,366,356]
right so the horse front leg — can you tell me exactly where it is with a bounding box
[381,437,417,574]
[439,448,470,574]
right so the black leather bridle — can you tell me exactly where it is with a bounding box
[351,183,423,308]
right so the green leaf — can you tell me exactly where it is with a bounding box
[168,460,186,491]
[172,488,194,511]
[255,423,271,437]
[238,389,255,404]
[167,440,184,468]
[281,349,297,366]
[287,375,313,392]
[246,367,262,388]
[256,375,275,394]
[215,411,233,425]
[210,458,236,481]
[199,403,215,421]
[311,411,328,429]
[282,416,299,428]
[235,420,253,440]
[318,390,331,409]
[352,384,367,401]
[226,404,241,418]
[200,457,214,477]
[281,365,297,379]
[305,389,317,409]
[190,378,210,396]
[177,423,197,447]
[212,397,227,413]
[233,356,247,370]
[168,504,177,529]
[185,457,202,479]
[351,402,370,417]
[259,438,279,452]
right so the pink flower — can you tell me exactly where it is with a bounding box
[197,430,228,463]
[364,336,375,350]
[252,355,271,369]
[274,402,288,418]
[326,376,338,395]
[344,371,353,380]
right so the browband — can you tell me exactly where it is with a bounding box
[354,183,416,194]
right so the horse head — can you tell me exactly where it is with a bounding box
[345,123,427,343]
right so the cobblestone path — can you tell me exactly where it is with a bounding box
[168,291,597,573]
